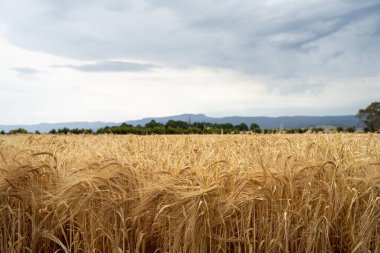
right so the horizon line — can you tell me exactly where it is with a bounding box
[0,113,358,126]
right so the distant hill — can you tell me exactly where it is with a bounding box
[0,122,119,133]
[0,114,360,133]
[126,114,360,129]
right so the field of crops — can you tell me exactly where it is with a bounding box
[0,134,379,252]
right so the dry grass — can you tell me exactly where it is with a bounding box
[0,134,379,252]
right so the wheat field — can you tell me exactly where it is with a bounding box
[0,134,379,252]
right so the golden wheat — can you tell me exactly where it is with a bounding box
[0,134,379,252]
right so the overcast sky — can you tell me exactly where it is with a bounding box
[0,0,379,124]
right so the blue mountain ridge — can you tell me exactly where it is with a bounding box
[0,114,360,133]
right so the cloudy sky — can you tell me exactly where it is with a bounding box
[0,0,379,124]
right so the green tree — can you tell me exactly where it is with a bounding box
[346,126,356,133]
[311,127,324,133]
[165,120,189,129]
[166,126,181,134]
[192,122,205,130]
[286,128,296,134]
[297,128,308,133]
[145,120,163,128]
[49,129,57,134]
[84,129,93,134]
[219,123,234,130]
[250,123,261,133]
[236,123,249,131]
[57,127,70,134]
[9,128,28,134]
[357,102,380,132]
[120,123,133,128]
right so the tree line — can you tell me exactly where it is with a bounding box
[95,121,261,135]
[0,121,358,135]
[1,101,378,135]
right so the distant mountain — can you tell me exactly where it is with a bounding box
[0,121,119,133]
[0,114,360,133]
[126,114,360,129]
[126,114,210,126]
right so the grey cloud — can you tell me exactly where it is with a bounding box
[56,61,159,73]
[280,83,326,95]
[1,0,380,93]
[12,67,40,76]
[275,3,380,51]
